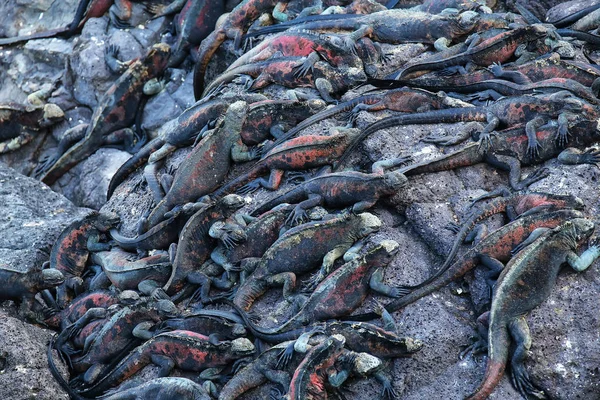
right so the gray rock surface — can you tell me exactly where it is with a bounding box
[0,163,89,399]
[0,308,68,400]
[0,162,90,272]
[1,0,600,399]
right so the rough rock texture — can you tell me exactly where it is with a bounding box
[0,308,69,400]
[1,0,600,399]
[0,162,90,399]
[0,162,90,272]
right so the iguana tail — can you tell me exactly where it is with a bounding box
[465,323,510,400]
[250,185,307,216]
[47,336,88,400]
[107,137,165,200]
[243,14,361,38]
[194,29,228,100]
[202,62,265,98]
[266,93,383,151]
[336,107,486,170]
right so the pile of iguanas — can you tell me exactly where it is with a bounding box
[2,0,600,399]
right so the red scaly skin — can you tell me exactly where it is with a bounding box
[70,305,163,373]
[467,219,597,399]
[37,43,171,185]
[214,128,363,196]
[106,93,267,200]
[240,99,326,145]
[142,102,250,230]
[268,88,450,150]
[167,0,225,67]
[347,209,584,322]
[288,335,346,400]
[202,56,365,98]
[234,212,380,310]
[397,25,550,79]
[193,0,287,98]
[77,330,254,397]
[44,290,119,330]
[225,30,359,72]
[164,195,246,295]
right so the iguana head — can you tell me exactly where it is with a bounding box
[230,337,255,355]
[353,352,382,376]
[220,194,246,211]
[39,269,64,289]
[156,299,178,318]
[365,239,400,265]
[40,104,64,127]
[383,171,408,193]
[556,218,595,249]
[358,213,382,236]
[571,218,596,241]
[96,211,120,231]
[144,43,171,75]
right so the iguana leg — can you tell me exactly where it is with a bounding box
[260,367,292,392]
[485,153,549,191]
[558,147,600,165]
[524,117,546,158]
[371,156,411,174]
[151,354,175,377]
[373,370,398,400]
[293,52,321,78]
[231,141,259,163]
[465,224,487,245]
[33,124,88,178]
[239,169,285,194]
[110,0,134,29]
[265,272,298,302]
[305,244,352,290]
[144,162,166,203]
[0,131,34,154]
[461,311,489,358]
[351,199,378,213]
[477,112,501,153]
[566,245,600,272]
[489,63,532,85]
[104,44,128,74]
[478,255,504,297]
[511,228,551,255]
[288,193,323,225]
[87,232,111,252]
[133,321,156,340]
[315,78,337,104]
[508,316,545,399]
[148,0,186,17]
[369,267,401,297]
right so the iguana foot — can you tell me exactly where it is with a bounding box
[526,139,543,159]
[293,60,314,78]
[478,132,497,154]
[511,364,547,399]
[238,180,262,195]
[459,337,487,359]
[301,271,325,292]
[276,344,295,369]
[380,380,399,400]
[444,222,460,233]
[517,167,550,190]
[270,385,286,400]
[286,208,308,226]
[580,148,600,165]
[33,153,58,179]
[422,132,467,146]
[555,124,571,147]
